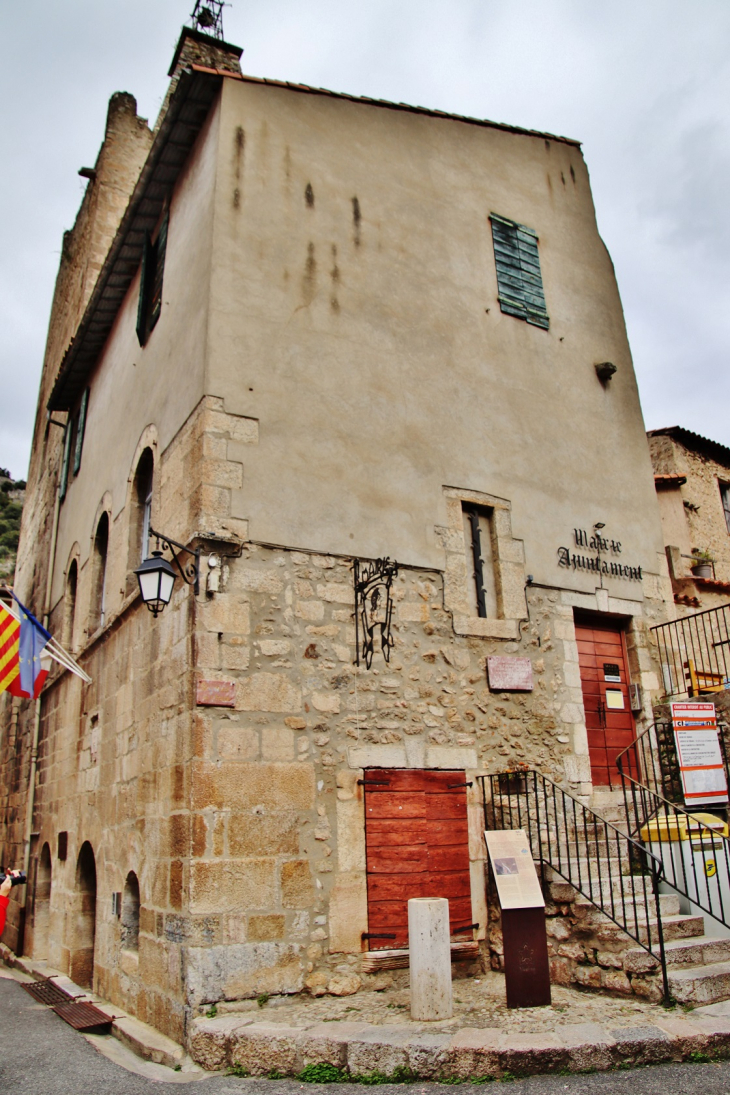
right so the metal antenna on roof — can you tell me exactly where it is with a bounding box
[189,0,227,40]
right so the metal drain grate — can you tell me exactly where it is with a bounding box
[21,979,74,1007]
[52,1001,113,1033]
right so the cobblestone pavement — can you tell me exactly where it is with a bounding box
[207,969,679,1033]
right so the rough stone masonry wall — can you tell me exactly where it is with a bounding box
[186,541,596,1012]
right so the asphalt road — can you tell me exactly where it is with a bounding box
[3,972,730,1095]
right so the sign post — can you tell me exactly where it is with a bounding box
[671,702,729,808]
[484,829,551,1008]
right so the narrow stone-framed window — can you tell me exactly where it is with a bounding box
[490,213,549,329]
[462,504,497,619]
[436,486,527,640]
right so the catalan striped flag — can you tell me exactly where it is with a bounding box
[0,599,20,694]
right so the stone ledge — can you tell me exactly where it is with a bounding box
[188,1011,730,1079]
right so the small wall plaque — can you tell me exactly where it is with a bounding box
[487,656,533,692]
[196,679,236,707]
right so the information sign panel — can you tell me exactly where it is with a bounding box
[484,829,544,909]
[671,702,729,807]
[484,828,550,1007]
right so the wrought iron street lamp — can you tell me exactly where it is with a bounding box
[134,528,200,617]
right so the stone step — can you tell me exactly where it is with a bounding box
[543,859,628,882]
[668,959,730,1006]
[575,907,702,945]
[574,891,680,918]
[624,934,730,975]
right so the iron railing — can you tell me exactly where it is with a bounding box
[652,603,730,700]
[479,770,669,1001]
[617,727,730,934]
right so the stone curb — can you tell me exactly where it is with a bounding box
[0,946,184,1070]
[189,1011,730,1079]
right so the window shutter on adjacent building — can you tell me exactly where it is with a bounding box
[59,420,73,502]
[73,389,89,477]
[136,211,169,346]
[490,213,549,329]
[148,210,168,334]
[136,233,153,346]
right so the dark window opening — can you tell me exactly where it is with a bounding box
[490,213,549,329]
[91,513,109,631]
[126,449,154,597]
[462,504,497,619]
[720,482,730,535]
[64,560,78,651]
[136,209,169,346]
[72,389,89,477]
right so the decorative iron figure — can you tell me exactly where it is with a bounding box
[354,558,399,669]
[190,0,227,39]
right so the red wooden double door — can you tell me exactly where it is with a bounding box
[364,769,472,949]
[575,619,636,786]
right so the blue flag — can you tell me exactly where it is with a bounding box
[13,595,51,698]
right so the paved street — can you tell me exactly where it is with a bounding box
[3,972,730,1095]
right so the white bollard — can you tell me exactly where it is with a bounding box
[408,897,453,1020]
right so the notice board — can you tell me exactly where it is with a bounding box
[484,829,544,909]
[671,702,729,807]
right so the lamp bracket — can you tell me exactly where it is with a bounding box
[149,527,201,595]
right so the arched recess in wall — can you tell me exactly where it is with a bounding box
[63,545,80,651]
[90,512,110,633]
[121,871,140,952]
[126,446,155,598]
[33,842,52,959]
[70,841,97,990]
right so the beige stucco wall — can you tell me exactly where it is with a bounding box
[205,78,663,592]
[45,99,222,625]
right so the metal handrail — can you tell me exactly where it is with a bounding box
[617,726,730,933]
[479,769,669,1002]
[651,602,730,700]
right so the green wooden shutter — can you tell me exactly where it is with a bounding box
[148,210,169,334]
[72,388,89,476]
[490,213,549,330]
[136,232,152,346]
[59,420,73,502]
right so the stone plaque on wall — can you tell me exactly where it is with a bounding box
[196,679,236,707]
[487,656,533,692]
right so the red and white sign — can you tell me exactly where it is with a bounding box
[671,702,728,806]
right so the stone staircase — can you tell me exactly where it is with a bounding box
[543,794,730,1007]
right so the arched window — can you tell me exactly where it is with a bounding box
[121,871,140,952]
[64,560,78,651]
[126,449,154,597]
[91,513,109,630]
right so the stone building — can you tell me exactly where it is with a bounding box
[649,426,730,613]
[1,18,674,1047]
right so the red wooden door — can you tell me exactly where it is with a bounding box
[575,621,636,786]
[364,769,472,949]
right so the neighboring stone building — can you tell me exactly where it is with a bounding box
[649,426,730,613]
[2,17,674,1047]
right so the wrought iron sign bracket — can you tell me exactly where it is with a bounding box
[353,557,399,669]
[149,527,201,595]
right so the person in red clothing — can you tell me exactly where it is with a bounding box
[0,870,21,937]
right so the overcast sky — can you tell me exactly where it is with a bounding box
[1,0,729,480]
